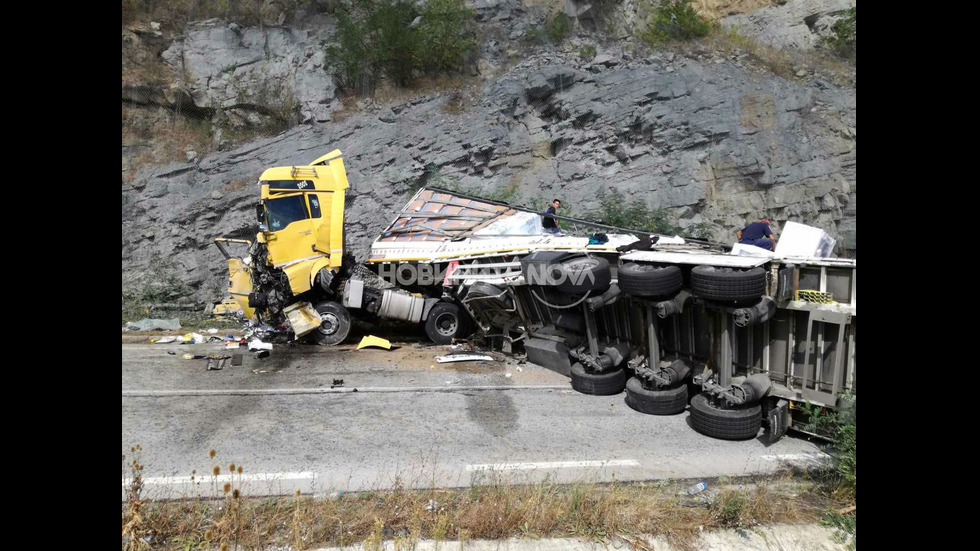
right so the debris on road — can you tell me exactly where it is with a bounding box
[254,350,271,359]
[178,333,205,344]
[357,335,392,350]
[505,373,512,378]
[435,354,495,363]
[152,336,178,344]
[206,354,230,371]
[225,342,241,349]
[206,328,219,334]
[124,318,181,331]
[331,378,344,388]
[248,339,273,351]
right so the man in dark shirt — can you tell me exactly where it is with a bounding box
[737,218,776,250]
[542,199,561,234]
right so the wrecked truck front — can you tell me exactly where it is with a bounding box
[214,151,352,332]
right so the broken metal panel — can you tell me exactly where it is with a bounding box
[766,399,791,444]
[378,189,514,242]
[283,301,322,337]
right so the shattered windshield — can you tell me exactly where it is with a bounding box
[265,195,309,231]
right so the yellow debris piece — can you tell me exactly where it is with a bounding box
[357,335,392,350]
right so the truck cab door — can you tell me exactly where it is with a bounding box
[263,193,317,269]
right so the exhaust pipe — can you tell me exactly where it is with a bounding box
[733,297,776,327]
[586,284,621,311]
[656,290,691,318]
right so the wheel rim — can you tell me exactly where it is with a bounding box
[318,312,340,336]
[434,312,458,337]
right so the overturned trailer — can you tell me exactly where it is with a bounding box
[216,151,854,443]
[362,187,855,443]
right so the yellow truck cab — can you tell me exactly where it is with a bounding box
[215,150,502,347]
[215,150,357,345]
[257,149,349,293]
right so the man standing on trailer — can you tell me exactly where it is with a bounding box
[737,217,777,250]
[542,199,562,234]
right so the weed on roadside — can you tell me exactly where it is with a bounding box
[126,448,847,550]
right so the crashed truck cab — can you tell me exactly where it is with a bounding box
[213,149,351,344]
[214,150,466,345]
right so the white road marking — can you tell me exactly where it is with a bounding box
[122,385,568,397]
[124,471,317,486]
[466,460,640,472]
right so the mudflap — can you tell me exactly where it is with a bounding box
[766,399,790,444]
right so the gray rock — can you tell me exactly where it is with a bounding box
[212,190,223,200]
[592,54,619,67]
[378,108,397,123]
[161,19,337,126]
[721,0,855,51]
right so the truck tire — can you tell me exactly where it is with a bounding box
[689,394,762,440]
[691,265,766,304]
[556,256,611,295]
[617,263,683,298]
[307,301,351,345]
[625,377,688,415]
[570,362,626,395]
[425,302,470,345]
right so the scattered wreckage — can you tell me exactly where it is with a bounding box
[215,150,856,442]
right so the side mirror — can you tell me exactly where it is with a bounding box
[255,204,264,224]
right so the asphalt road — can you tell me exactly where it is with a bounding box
[122,341,828,499]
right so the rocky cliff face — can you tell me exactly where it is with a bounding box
[121,1,855,306]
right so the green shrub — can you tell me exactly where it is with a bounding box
[584,189,677,234]
[642,0,711,45]
[326,0,475,94]
[578,44,597,59]
[713,490,747,527]
[823,510,856,550]
[823,7,856,62]
[418,0,477,72]
[525,12,573,45]
[546,12,572,43]
[801,391,856,500]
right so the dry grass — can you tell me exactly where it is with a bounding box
[679,26,855,87]
[123,448,841,550]
[220,178,251,193]
[692,0,774,20]
[122,106,213,181]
